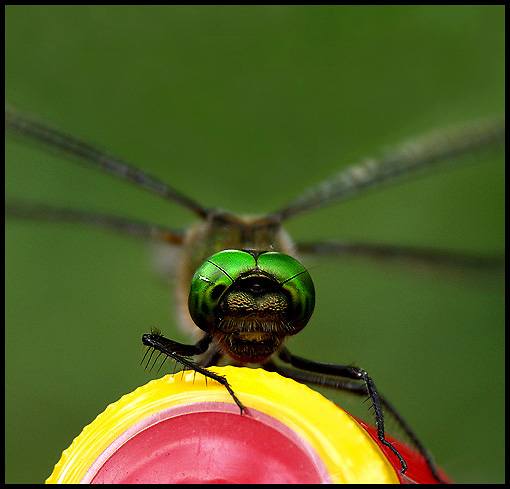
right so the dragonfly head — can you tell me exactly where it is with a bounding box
[188,250,315,363]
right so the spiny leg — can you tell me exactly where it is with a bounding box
[141,331,246,414]
[265,358,446,483]
[276,350,407,474]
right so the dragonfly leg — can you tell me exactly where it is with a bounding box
[141,331,247,414]
[276,349,406,470]
[271,349,447,483]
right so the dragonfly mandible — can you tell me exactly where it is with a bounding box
[5,104,505,483]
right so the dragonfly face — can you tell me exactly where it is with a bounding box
[188,249,315,363]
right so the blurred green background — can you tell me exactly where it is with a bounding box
[5,6,504,484]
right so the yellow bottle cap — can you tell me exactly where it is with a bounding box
[46,366,413,483]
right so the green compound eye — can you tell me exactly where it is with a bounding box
[257,252,315,331]
[188,249,315,334]
[188,250,256,332]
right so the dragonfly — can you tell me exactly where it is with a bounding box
[5,104,505,483]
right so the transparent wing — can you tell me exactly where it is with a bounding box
[5,104,210,218]
[272,117,505,221]
[296,240,504,283]
[297,240,504,269]
[5,199,185,244]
